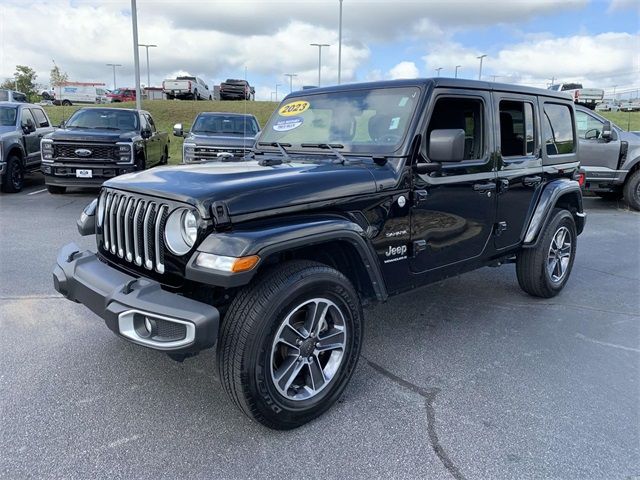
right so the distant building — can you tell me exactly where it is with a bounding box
[143,87,165,100]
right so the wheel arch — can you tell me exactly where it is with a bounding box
[186,215,388,302]
[523,179,586,248]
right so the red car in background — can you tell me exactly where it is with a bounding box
[107,88,136,103]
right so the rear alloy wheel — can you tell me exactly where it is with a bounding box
[516,208,577,298]
[217,260,363,430]
[1,155,24,193]
[623,170,640,211]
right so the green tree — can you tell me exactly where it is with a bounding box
[50,63,68,88]
[1,65,38,101]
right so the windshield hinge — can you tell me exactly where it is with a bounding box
[211,201,231,228]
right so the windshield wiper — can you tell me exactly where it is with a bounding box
[300,143,346,163]
[257,142,292,165]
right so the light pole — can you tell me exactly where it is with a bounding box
[284,73,298,93]
[435,67,442,77]
[455,65,461,78]
[613,85,617,99]
[130,0,142,110]
[106,63,122,90]
[138,43,157,89]
[477,54,487,80]
[338,0,344,84]
[275,84,281,102]
[310,43,331,87]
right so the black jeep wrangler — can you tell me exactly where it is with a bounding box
[53,79,585,430]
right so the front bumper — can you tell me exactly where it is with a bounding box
[42,162,136,187]
[53,243,219,353]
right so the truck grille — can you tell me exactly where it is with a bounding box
[101,190,170,274]
[54,143,118,161]
[194,146,248,159]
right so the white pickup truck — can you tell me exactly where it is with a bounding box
[548,83,604,110]
[162,76,211,101]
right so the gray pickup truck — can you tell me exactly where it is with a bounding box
[576,105,640,210]
[0,101,54,192]
[173,112,259,163]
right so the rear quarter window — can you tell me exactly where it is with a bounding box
[543,103,575,156]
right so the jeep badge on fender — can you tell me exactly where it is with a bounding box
[53,78,585,430]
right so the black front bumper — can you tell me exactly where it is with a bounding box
[42,162,136,188]
[53,243,219,353]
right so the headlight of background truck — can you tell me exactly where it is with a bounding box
[183,143,196,163]
[41,140,53,161]
[118,144,132,162]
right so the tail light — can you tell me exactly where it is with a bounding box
[575,171,585,186]
[574,90,579,101]
[188,81,192,90]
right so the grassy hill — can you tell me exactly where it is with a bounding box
[42,101,639,165]
[43,100,279,164]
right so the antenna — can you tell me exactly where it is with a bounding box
[243,66,247,156]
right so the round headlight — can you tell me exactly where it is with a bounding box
[165,208,198,256]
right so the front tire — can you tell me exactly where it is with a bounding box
[217,260,363,430]
[516,208,577,298]
[623,170,640,211]
[1,155,24,193]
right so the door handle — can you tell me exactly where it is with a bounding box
[473,182,497,193]
[523,175,542,186]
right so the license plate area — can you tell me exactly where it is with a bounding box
[76,169,93,178]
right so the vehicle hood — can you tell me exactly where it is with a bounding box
[104,159,380,219]
[187,133,255,148]
[0,125,17,137]
[48,128,137,142]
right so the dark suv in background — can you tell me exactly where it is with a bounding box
[54,79,584,429]
[0,101,54,192]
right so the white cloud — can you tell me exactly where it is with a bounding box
[388,61,420,79]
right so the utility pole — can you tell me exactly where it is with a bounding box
[130,0,142,110]
[310,43,331,86]
[338,0,344,84]
[455,65,461,78]
[138,44,157,89]
[613,85,617,99]
[435,67,442,77]
[106,63,122,90]
[477,54,487,80]
[284,73,298,93]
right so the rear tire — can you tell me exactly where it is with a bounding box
[61,99,72,106]
[1,155,24,193]
[516,208,577,298]
[217,260,363,430]
[596,191,623,201]
[46,185,66,194]
[623,170,640,211]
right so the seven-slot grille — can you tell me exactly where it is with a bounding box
[54,143,118,161]
[101,191,170,274]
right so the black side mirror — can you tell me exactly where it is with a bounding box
[141,128,152,139]
[601,121,612,141]
[429,129,466,162]
[173,123,184,137]
[23,119,36,134]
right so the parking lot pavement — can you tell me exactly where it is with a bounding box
[1,182,638,480]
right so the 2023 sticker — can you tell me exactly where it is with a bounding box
[278,100,310,116]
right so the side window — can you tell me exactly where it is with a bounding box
[20,108,35,128]
[543,103,575,156]
[139,113,149,131]
[499,100,535,157]
[145,114,156,132]
[426,97,484,160]
[31,108,50,128]
[14,92,27,102]
[575,110,604,140]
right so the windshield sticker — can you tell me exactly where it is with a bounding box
[398,97,409,107]
[389,117,400,130]
[273,116,304,132]
[279,100,310,117]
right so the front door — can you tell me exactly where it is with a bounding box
[410,90,497,273]
[494,93,543,250]
[20,108,40,163]
[575,109,622,173]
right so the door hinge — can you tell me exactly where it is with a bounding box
[412,240,427,257]
[494,221,508,236]
[413,190,428,205]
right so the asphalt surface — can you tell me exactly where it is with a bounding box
[1,173,639,480]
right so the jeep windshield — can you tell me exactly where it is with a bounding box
[65,109,139,131]
[192,114,258,136]
[0,106,18,126]
[259,86,421,155]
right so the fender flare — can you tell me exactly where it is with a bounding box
[185,215,387,300]
[6,141,26,164]
[523,178,586,247]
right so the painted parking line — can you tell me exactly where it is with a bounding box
[26,188,47,196]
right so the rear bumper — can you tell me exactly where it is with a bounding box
[53,243,219,353]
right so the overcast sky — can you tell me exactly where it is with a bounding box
[0,0,638,100]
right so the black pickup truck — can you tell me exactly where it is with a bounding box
[219,79,255,101]
[41,107,169,194]
[54,79,585,429]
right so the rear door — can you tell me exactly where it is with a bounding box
[142,113,161,165]
[410,89,497,273]
[494,93,543,250]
